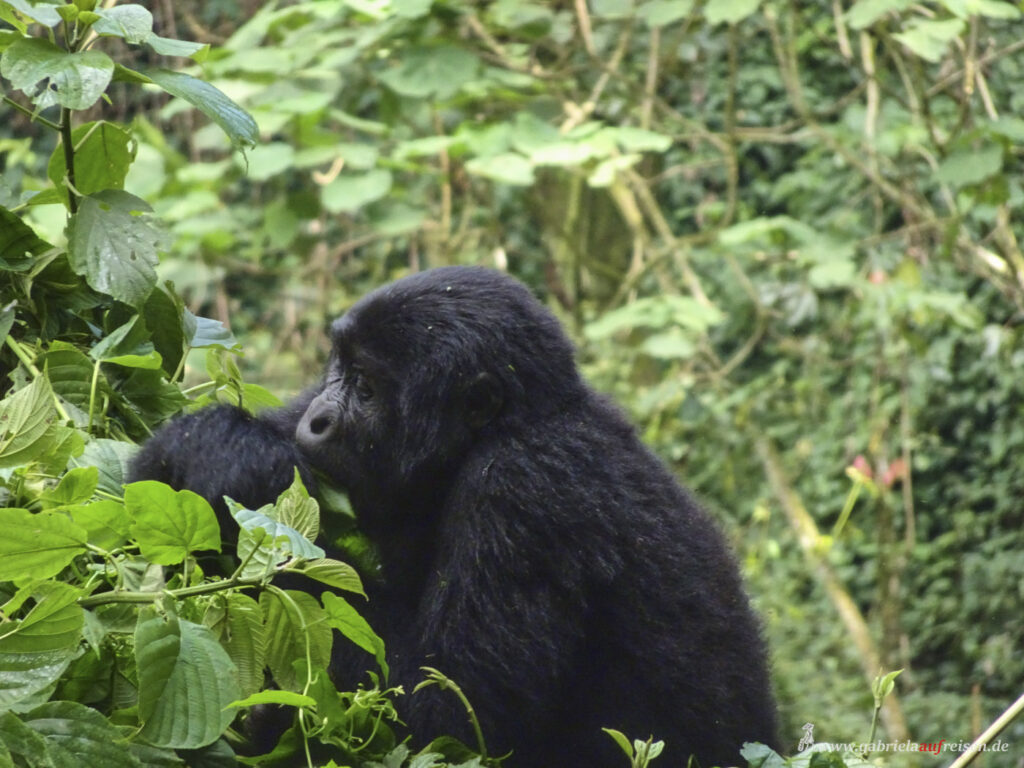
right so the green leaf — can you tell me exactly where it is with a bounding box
[40,465,98,508]
[146,35,207,58]
[321,169,393,214]
[641,328,696,359]
[227,690,316,710]
[602,728,635,758]
[125,481,221,564]
[135,604,240,748]
[943,0,1021,18]
[68,437,138,496]
[0,711,52,766]
[809,259,858,289]
[67,190,166,307]
[0,205,50,269]
[232,502,325,578]
[69,500,132,550]
[90,316,162,369]
[143,285,186,377]
[588,154,641,187]
[0,375,59,469]
[92,4,152,43]
[0,508,88,581]
[0,37,113,109]
[637,0,694,28]
[204,593,266,699]
[322,592,388,680]
[935,146,1003,187]
[144,69,258,149]
[585,295,723,339]
[2,0,62,26]
[260,590,333,691]
[0,647,75,711]
[299,559,366,598]
[611,126,672,152]
[23,701,141,767]
[1,582,82,653]
[465,153,535,186]
[844,0,915,29]
[893,18,965,62]
[183,309,241,351]
[241,141,295,181]
[377,46,480,99]
[273,471,319,542]
[47,121,136,205]
[703,0,761,24]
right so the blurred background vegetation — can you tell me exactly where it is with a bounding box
[4,0,1024,761]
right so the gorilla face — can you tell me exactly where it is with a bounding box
[294,267,554,515]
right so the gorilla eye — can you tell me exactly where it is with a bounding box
[351,370,374,401]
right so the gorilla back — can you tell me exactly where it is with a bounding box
[136,266,779,766]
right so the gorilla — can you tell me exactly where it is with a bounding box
[131,266,779,767]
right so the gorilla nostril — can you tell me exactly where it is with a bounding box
[309,414,332,435]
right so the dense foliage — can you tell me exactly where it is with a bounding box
[2,0,1023,766]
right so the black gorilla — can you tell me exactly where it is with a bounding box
[131,266,778,767]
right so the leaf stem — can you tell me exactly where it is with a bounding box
[1,94,62,131]
[78,574,268,608]
[60,107,78,214]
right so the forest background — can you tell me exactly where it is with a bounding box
[2,0,1023,765]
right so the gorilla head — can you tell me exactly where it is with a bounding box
[295,268,580,526]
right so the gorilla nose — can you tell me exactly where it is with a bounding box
[296,393,340,449]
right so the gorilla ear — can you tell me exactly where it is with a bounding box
[465,372,503,428]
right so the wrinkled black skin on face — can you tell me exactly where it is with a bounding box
[131,267,779,767]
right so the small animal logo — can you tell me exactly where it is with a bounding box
[798,723,815,752]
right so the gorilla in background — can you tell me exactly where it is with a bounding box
[131,266,779,767]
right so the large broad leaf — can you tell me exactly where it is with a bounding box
[183,309,240,351]
[272,472,319,542]
[260,590,332,691]
[0,583,82,653]
[69,500,132,551]
[1,0,62,27]
[125,481,221,565]
[232,502,325,579]
[0,508,87,582]
[68,438,138,496]
[0,647,76,711]
[92,4,153,44]
[144,69,258,149]
[321,170,393,214]
[135,604,240,749]
[204,593,266,699]
[377,46,480,99]
[23,701,142,767]
[0,375,59,469]
[48,121,136,204]
[0,711,52,767]
[322,592,388,680]
[0,37,113,109]
[66,190,165,307]
[298,558,366,598]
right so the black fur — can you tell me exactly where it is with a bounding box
[132,267,779,766]
[129,403,315,538]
